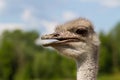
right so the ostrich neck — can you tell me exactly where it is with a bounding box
[76,51,99,80]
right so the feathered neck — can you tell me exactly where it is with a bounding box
[76,49,99,80]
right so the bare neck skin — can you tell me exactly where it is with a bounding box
[76,50,99,80]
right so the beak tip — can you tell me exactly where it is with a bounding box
[41,35,46,40]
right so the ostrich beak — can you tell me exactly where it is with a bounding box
[41,33,80,47]
[41,33,64,46]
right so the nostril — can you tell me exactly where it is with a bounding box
[54,33,59,37]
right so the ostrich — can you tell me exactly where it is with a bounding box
[41,18,100,80]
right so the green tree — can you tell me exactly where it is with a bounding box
[109,22,120,72]
[0,30,41,80]
[99,32,113,73]
[99,22,120,74]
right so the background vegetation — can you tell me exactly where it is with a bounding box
[0,22,120,80]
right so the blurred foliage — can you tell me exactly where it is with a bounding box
[99,22,120,74]
[0,22,120,80]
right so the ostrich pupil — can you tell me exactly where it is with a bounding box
[76,29,88,36]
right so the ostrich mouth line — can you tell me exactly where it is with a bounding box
[42,38,80,47]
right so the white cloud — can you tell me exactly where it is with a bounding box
[21,9,33,22]
[80,0,120,8]
[0,23,24,34]
[101,0,120,8]
[0,0,6,11]
[62,11,78,21]
[21,8,41,29]
[40,20,58,34]
[21,10,78,35]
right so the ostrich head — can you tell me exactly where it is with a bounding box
[41,18,100,59]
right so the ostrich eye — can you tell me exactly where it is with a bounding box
[75,29,88,36]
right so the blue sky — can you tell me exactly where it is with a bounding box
[0,0,120,36]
